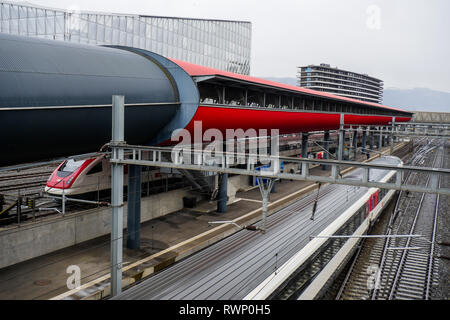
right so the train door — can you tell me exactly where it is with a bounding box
[366,190,380,217]
[365,200,370,218]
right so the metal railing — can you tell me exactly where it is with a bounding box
[108,144,450,196]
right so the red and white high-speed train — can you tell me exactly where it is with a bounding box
[45,155,110,195]
[45,155,172,196]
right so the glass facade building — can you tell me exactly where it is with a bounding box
[0,1,252,74]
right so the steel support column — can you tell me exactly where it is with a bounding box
[352,130,358,160]
[257,177,275,233]
[378,127,383,149]
[338,114,345,161]
[322,131,330,170]
[110,95,125,297]
[127,164,141,249]
[369,128,374,153]
[390,117,396,155]
[271,180,276,193]
[362,129,367,159]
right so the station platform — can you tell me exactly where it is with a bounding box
[0,144,407,300]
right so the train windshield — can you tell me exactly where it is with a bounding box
[57,159,85,177]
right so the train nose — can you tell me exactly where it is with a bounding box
[46,177,73,189]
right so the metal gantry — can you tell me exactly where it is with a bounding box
[347,122,450,139]
[109,145,450,196]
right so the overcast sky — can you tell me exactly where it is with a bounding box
[14,0,450,92]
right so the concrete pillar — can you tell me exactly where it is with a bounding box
[301,133,309,175]
[352,130,358,160]
[217,173,228,213]
[127,165,142,249]
[323,131,330,170]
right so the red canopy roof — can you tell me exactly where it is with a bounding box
[169,58,410,114]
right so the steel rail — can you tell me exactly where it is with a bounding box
[386,145,441,299]
[425,165,441,299]
[0,171,54,181]
[369,161,420,300]
[0,181,46,192]
[335,244,363,300]
[335,138,434,300]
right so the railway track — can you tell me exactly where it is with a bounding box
[0,181,47,193]
[113,157,397,300]
[336,138,444,300]
[0,167,55,196]
[135,183,342,299]
[0,171,53,182]
[374,144,443,300]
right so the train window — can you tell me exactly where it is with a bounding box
[87,162,103,175]
[57,159,85,177]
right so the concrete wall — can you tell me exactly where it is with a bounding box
[0,188,197,269]
[227,175,252,203]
